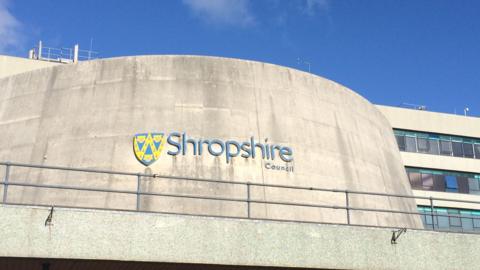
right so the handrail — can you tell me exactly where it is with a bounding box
[1,161,480,233]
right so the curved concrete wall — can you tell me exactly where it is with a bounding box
[0,55,60,79]
[0,55,422,228]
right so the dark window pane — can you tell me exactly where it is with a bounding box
[440,140,452,155]
[445,175,458,192]
[421,174,434,190]
[427,139,440,155]
[405,136,417,152]
[409,172,422,188]
[463,143,474,158]
[433,175,446,191]
[452,141,464,157]
[468,178,480,195]
[457,176,469,193]
[474,144,480,159]
[417,138,429,153]
[395,135,406,151]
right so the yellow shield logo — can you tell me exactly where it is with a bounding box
[133,133,166,166]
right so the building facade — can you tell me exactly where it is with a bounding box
[0,54,479,270]
[378,105,480,232]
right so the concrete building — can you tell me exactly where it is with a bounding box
[0,54,479,270]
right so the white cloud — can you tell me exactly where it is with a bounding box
[182,0,255,27]
[0,0,24,54]
[303,0,329,16]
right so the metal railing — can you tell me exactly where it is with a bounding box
[1,161,480,233]
[31,41,99,63]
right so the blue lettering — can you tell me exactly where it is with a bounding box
[208,139,225,156]
[279,147,293,162]
[240,142,251,158]
[167,132,181,155]
[225,141,240,163]
[182,133,197,155]
[158,132,292,163]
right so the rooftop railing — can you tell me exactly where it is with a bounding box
[1,161,479,234]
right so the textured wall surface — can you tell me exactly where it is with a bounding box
[0,55,59,79]
[0,205,477,270]
[0,55,421,228]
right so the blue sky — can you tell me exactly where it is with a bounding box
[1,0,479,116]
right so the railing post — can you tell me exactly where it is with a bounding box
[429,197,435,230]
[3,163,10,204]
[247,182,251,218]
[345,190,350,225]
[136,173,141,211]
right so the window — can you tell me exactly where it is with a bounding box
[421,173,434,190]
[474,215,480,231]
[452,141,464,157]
[406,168,480,195]
[474,144,480,159]
[436,209,449,229]
[417,137,429,153]
[395,135,406,151]
[440,140,452,156]
[448,209,462,229]
[408,172,422,188]
[427,138,440,155]
[463,143,474,158]
[445,175,458,192]
[457,177,469,194]
[393,129,480,160]
[433,175,446,191]
[418,207,480,232]
[468,178,480,195]
[405,136,417,152]
[461,212,474,231]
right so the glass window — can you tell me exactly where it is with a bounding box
[395,135,406,151]
[421,173,434,190]
[433,175,446,191]
[474,144,480,159]
[468,178,480,195]
[405,136,417,152]
[448,209,462,227]
[457,177,469,194]
[440,140,452,156]
[427,139,440,155]
[408,167,480,195]
[417,138,429,153]
[394,129,480,160]
[437,212,449,229]
[445,175,458,192]
[463,143,474,158]
[452,141,464,157]
[473,216,480,230]
[408,172,422,188]
[418,207,480,232]
[461,212,474,231]
[424,210,434,225]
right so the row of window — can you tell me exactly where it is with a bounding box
[406,167,480,194]
[418,206,480,232]
[394,129,480,159]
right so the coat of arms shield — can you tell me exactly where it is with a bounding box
[133,133,165,166]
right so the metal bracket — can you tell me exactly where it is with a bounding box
[391,228,407,244]
[45,206,54,226]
